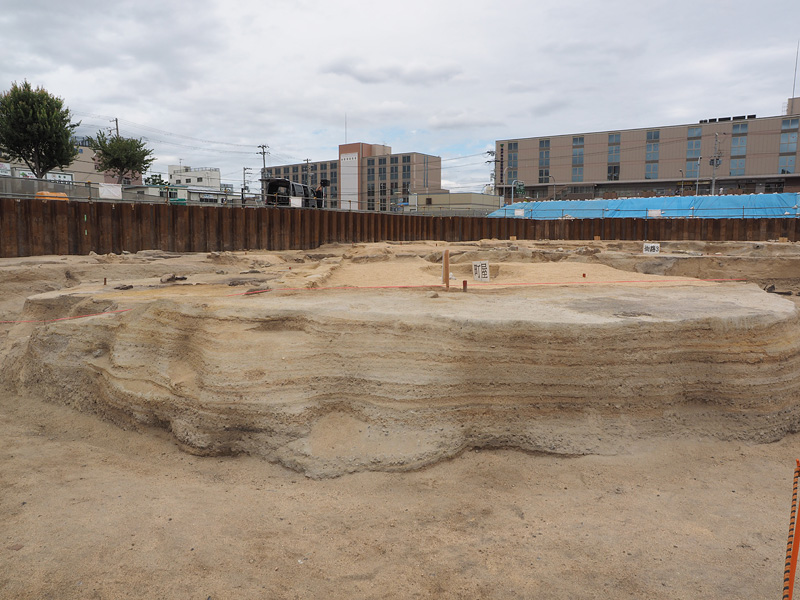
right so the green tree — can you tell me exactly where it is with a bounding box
[89,131,155,184]
[0,81,79,179]
[144,173,166,186]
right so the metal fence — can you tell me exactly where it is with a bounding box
[2,195,800,258]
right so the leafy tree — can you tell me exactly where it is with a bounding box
[0,81,79,179]
[144,173,166,186]
[88,131,155,184]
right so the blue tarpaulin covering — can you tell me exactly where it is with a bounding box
[487,193,800,220]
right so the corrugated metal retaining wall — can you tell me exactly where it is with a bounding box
[2,197,800,258]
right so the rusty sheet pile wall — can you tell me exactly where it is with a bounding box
[2,198,800,258]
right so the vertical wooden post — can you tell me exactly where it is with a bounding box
[442,248,450,290]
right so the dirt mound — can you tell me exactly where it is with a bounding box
[5,273,799,478]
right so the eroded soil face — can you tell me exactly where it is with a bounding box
[3,240,800,598]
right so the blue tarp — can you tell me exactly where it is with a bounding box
[487,193,800,220]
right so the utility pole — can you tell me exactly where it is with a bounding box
[110,118,119,137]
[304,158,311,186]
[241,167,252,206]
[710,133,722,196]
[258,144,269,204]
[695,156,701,196]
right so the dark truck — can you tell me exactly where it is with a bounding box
[263,178,320,208]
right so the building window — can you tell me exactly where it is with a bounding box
[608,133,620,145]
[538,168,550,184]
[330,162,337,170]
[686,159,699,179]
[509,141,518,151]
[731,136,747,156]
[367,167,374,182]
[378,167,386,180]
[378,157,386,165]
[176,179,181,184]
[730,158,745,176]
[185,178,191,183]
[646,142,659,161]
[367,158,374,166]
[320,163,327,171]
[687,126,702,138]
[780,132,798,154]
[572,148,584,166]
[390,165,398,180]
[402,155,411,163]
[686,139,701,159]
[732,123,748,134]
[779,156,796,174]
[647,130,660,142]
[782,118,799,130]
[572,166,583,182]
[645,163,658,179]
[572,136,584,146]
[508,152,518,168]
[607,165,619,181]
[539,149,550,167]
[390,156,398,164]
[505,169,517,183]
[608,145,620,163]
[402,165,411,178]
[197,177,203,182]
[539,139,550,149]
[284,167,290,174]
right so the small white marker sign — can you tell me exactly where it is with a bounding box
[472,261,490,282]
[643,243,661,254]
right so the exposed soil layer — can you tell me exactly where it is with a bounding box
[3,240,800,598]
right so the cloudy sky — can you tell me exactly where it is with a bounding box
[2,0,799,192]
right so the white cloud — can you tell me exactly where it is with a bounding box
[1,0,798,192]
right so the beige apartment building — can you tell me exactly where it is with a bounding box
[495,97,800,202]
[262,142,445,210]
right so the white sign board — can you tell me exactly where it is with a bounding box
[514,208,524,217]
[472,261,490,282]
[0,162,11,177]
[99,183,123,200]
[643,243,661,254]
[46,172,74,183]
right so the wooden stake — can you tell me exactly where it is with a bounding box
[443,249,450,290]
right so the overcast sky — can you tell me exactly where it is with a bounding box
[2,0,799,192]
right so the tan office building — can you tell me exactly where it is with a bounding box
[262,142,445,210]
[495,97,800,202]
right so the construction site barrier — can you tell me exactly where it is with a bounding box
[785,460,800,600]
[2,197,800,258]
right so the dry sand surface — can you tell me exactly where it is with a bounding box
[3,239,800,598]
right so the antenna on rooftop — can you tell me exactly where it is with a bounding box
[793,39,799,100]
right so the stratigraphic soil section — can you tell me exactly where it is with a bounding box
[4,240,800,599]
[3,241,800,478]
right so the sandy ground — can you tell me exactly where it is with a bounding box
[3,239,800,598]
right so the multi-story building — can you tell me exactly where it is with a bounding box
[167,165,221,189]
[262,142,445,210]
[494,97,800,202]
